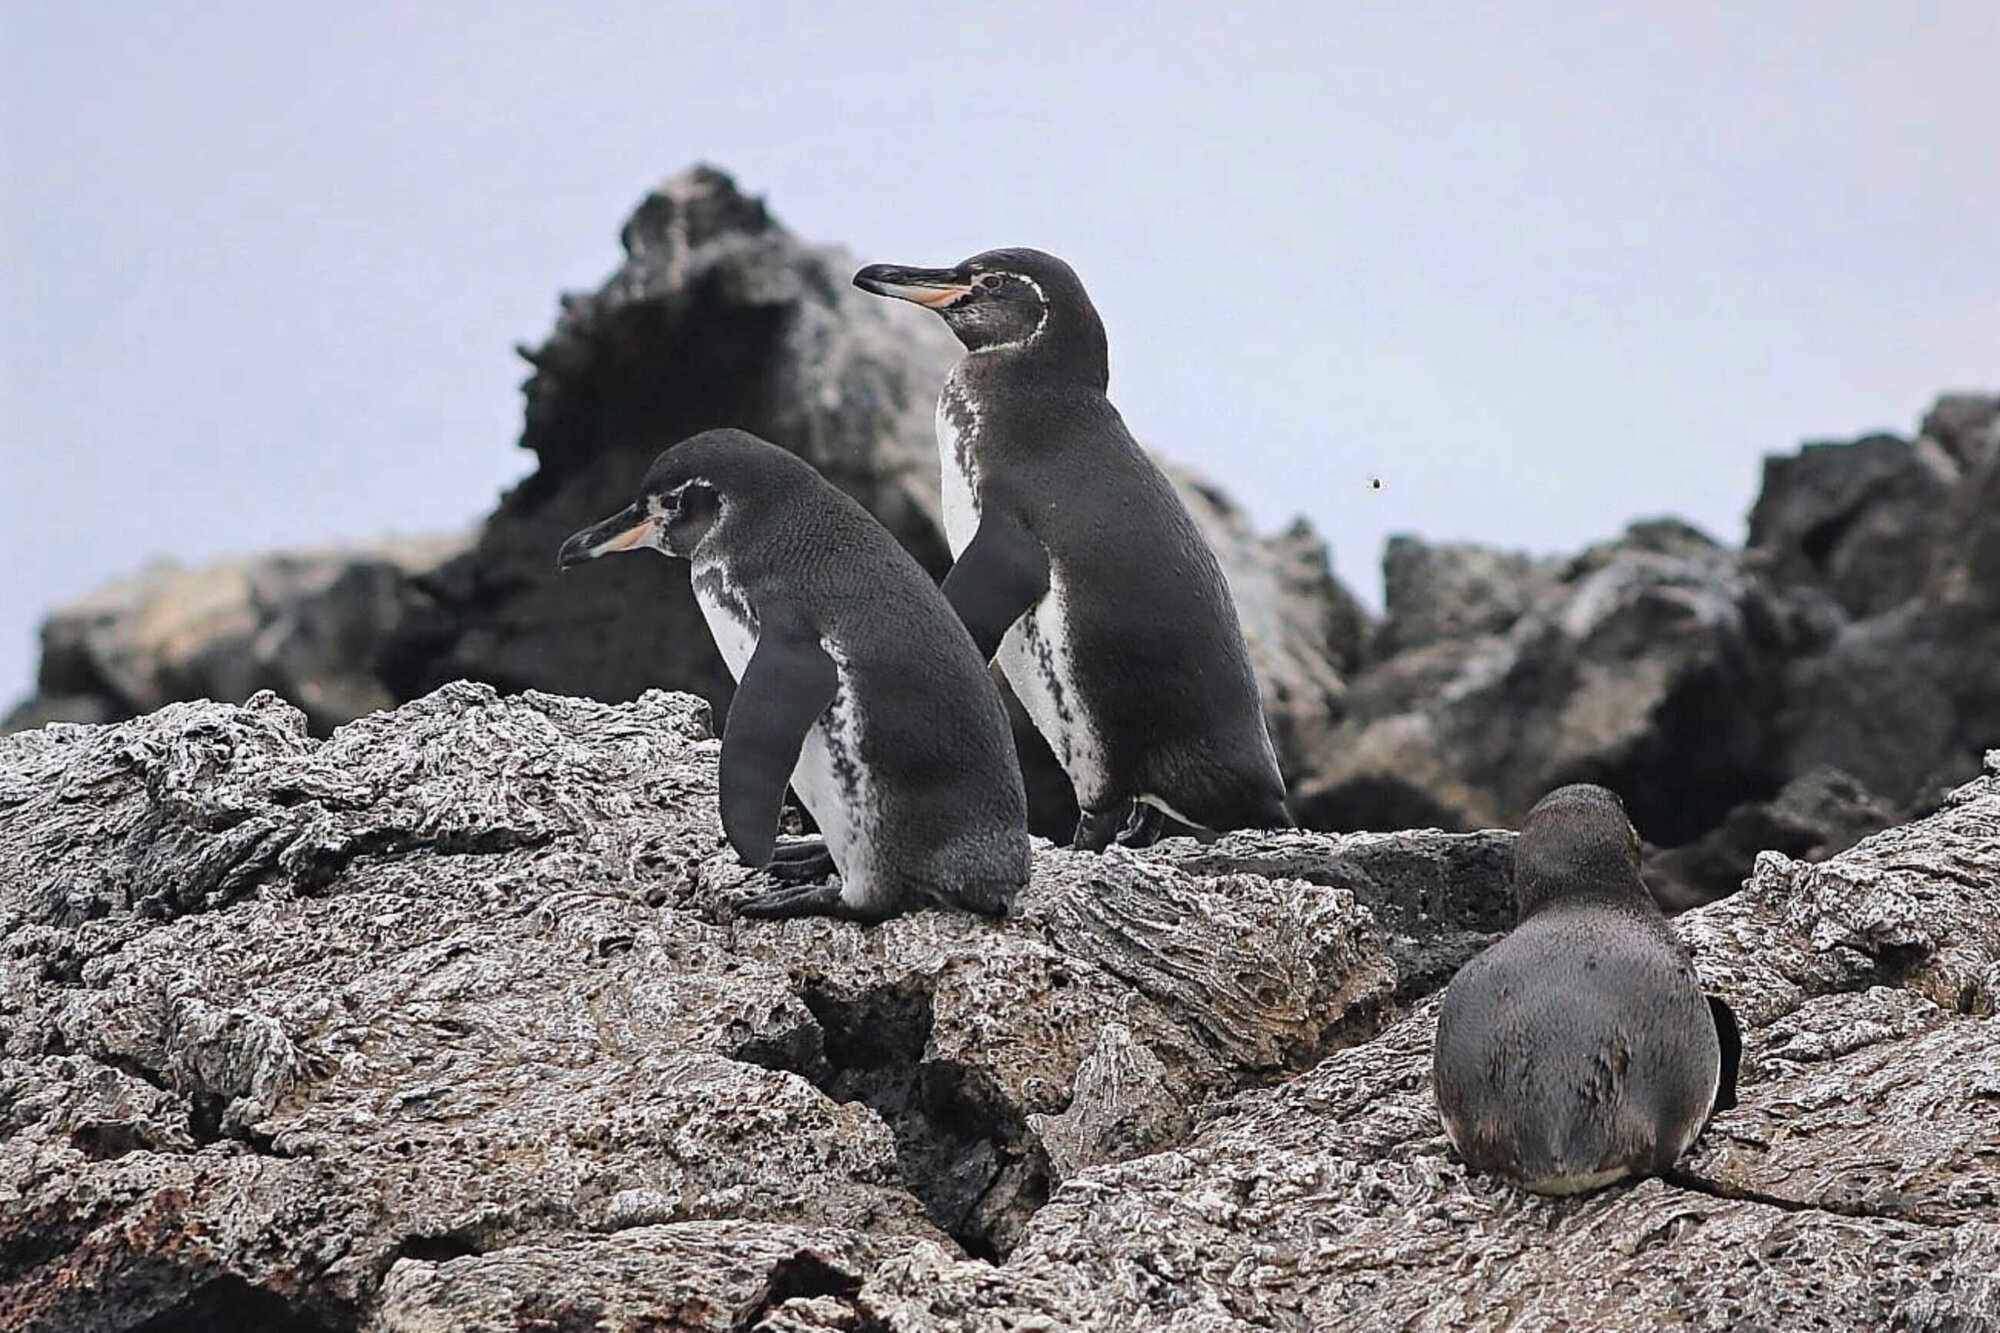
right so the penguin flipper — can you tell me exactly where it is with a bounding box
[720,603,838,870]
[1707,994,1742,1115]
[942,507,1050,662]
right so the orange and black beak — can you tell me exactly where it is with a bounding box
[853,263,974,308]
[557,503,656,569]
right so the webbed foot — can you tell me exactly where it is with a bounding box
[1116,801,1166,849]
[736,879,851,919]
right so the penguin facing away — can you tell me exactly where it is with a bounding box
[557,428,1031,922]
[1433,784,1742,1193]
[853,248,1292,851]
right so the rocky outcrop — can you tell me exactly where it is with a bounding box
[369,167,1362,835]
[1773,395,2000,808]
[4,689,1998,1330]
[1289,393,2000,902]
[0,686,1404,1331]
[1296,520,1806,846]
[4,539,464,736]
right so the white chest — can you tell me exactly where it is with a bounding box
[995,566,1109,807]
[937,378,981,557]
[694,569,760,682]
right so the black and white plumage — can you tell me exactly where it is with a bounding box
[854,248,1291,851]
[557,429,1030,922]
[1432,784,1742,1193]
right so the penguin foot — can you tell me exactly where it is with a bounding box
[762,840,835,884]
[769,836,830,864]
[1072,805,1125,853]
[1116,802,1165,849]
[736,880,852,920]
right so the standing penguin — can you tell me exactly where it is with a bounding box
[854,249,1290,850]
[557,428,1031,922]
[1433,784,1742,1193]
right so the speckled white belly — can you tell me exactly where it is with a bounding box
[995,566,1109,809]
[693,568,880,907]
[938,375,1105,807]
[937,377,981,556]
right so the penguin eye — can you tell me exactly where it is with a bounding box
[977,274,1002,292]
[663,479,718,520]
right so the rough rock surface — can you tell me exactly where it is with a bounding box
[793,749,2000,1331]
[1774,394,2000,808]
[4,539,464,736]
[0,686,1396,1331]
[5,692,1999,1330]
[1297,520,1804,845]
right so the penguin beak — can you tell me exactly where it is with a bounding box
[557,504,657,569]
[853,263,974,308]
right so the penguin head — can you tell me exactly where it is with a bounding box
[1511,783,1651,918]
[854,248,1108,382]
[556,429,801,569]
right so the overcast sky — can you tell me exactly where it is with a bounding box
[4,1,1996,708]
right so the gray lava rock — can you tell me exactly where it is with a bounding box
[5,693,1999,1330]
[4,538,464,737]
[1746,431,1959,620]
[1376,535,1561,657]
[822,750,2000,1331]
[1297,521,1803,845]
[0,685,1394,1330]
[1776,395,2000,808]
[1642,765,1900,911]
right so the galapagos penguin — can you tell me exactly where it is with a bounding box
[558,428,1031,922]
[1432,783,1742,1192]
[854,248,1290,850]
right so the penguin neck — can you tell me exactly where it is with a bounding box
[1513,862,1657,922]
[965,313,1108,393]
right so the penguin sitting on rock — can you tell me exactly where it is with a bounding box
[854,248,1291,851]
[1432,783,1742,1193]
[558,428,1031,922]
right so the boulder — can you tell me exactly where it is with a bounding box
[4,538,463,736]
[1745,432,1957,620]
[5,692,1998,1330]
[1642,765,1899,911]
[1374,535,1561,657]
[374,166,1363,834]
[1297,521,1804,846]
[1775,395,2000,808]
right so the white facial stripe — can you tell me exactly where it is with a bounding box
[648,476,723,556]
[968,270,1051,349]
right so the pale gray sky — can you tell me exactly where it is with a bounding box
[5,1,1996,707]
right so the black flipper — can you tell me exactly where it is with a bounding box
[942,506,1051,662]
[1708,994,1742,1114]
[719,603,838,871]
